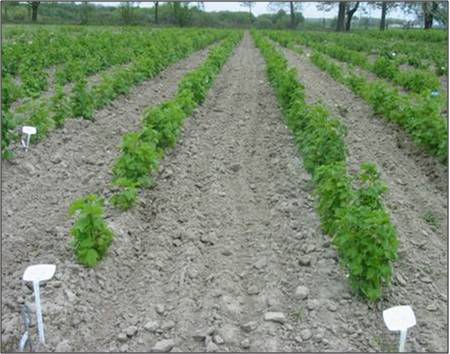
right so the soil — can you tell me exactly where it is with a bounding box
[280,45,448,353]
[1,32,447,353]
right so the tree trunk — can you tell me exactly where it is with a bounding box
[336,1,346,31]
[31,1,39,22]
[423,2,433,29]
[380,1,387,30]
[345,2,359,31]
[289,1,296,28]
[154,1,158,24]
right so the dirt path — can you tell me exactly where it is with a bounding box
[279,45,448,353]
[1,45,214,351]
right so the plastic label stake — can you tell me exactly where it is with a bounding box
[21,126,37,152]
[23,264,56,345]
[383,305,416,352]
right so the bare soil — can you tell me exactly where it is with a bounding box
[280,45,448,353]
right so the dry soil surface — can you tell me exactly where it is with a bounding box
[280,45,448,353]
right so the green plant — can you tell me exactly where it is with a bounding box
[51,84,71,127]
[113,132,161,187]
[372,57,397,80]
[110,32,242,212]
[69,195,114,268]
[1,110,14,159]
[71,77,94,120]
[254,31,398,302]
[21,67,48,97]
[314,162,352,235]
[111,178,139,211]
[298,106,347,174]
[334,164,398,301]
[396,69,440,93]
[26,101,54,142]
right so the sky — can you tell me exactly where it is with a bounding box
[95,2,415,20]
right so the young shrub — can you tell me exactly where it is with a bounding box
[69,195,114,268]
[71,77,94,120]
[113,132,161,187]
[175,89,196,116]
[144,101,185,150]
[314,162,353,235]
[396,69,440,93]
[21,67,48,98]
[111,178,139,211]
[1,109,14,159]
[372,57,397,80]
[26,101,54,142]
[92,76,115,109]
[2,75,22,111]
[51,84,71,128]
[299,106,347,175]
[333,163,398,301]
[178,69,211,105]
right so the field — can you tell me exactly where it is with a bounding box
[1,24,448,353]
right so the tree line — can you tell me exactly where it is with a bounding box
[2,1,447,30]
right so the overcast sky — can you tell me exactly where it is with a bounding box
[94,2,415,20]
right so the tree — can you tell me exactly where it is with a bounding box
[431,1,448,26]
[172,2,192,27]
[345,2,360,31]
[153,1,159,24]
[80,2,93,25]
[337,1,346,31]
[268,2,303,28]
[240,1,254,24]
[401,1,447,29]
[423,2,433,29]
[380,1,388,30]
[120,2,135,25]
[28,1,40,22]
[371,2,399,30]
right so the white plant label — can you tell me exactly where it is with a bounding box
[21,126,37,152]
[23,264,56,345]
[383,305,416,352]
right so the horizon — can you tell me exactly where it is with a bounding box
[87,2,416,20]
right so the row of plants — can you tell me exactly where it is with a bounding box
[252,31,398,302]
[1,29,228,159]
[292,30,447,76]
[69,31,242,268]
[353,28,447,44]
[2,28,164,106]
[267,31,442,94]
[111,31,242,210]
[267,31,448,163]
